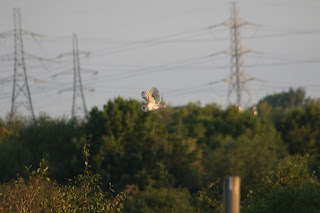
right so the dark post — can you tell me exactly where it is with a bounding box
[223,176,241,213]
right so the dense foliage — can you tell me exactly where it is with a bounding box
[1,87,320,212]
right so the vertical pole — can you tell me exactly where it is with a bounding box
[223,176,241,213]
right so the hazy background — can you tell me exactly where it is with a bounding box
[0,0,319,118]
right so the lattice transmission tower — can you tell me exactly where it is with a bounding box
[0,9,39,119]
[54,34,95,120]
[223,2,259,110]
[71,33,88,119]
[0,9,49,119]
[11,8,36,119]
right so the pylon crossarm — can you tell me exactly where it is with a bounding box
[0,53,14,61]
[57,88,72,94]
[27,76,45,83]
[52,69,73,78]
[23,52,52,62]
[21,30,44,38]
[81,68,98,75]
[78,51,90,57]
[56,52,73,58]
[0,30,13,38]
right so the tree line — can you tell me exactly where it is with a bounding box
[1,87,320,212]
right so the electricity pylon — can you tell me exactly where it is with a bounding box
[224,2,260,110]
[209,3,260,110]
[10,8,36,119]
[0,9,39,119]
[71,33,88,119]
[0,9,49,120]
[54,34,95,120]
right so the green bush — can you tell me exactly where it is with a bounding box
[123,187,194,213]
[243,155,320,213]
[0,144,125,213]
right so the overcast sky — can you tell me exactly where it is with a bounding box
[0,0,320,119]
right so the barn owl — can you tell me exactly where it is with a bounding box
[141,87,166,112]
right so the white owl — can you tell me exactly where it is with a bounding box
[141,87,166,112]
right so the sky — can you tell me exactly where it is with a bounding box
[0,0,320,119]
